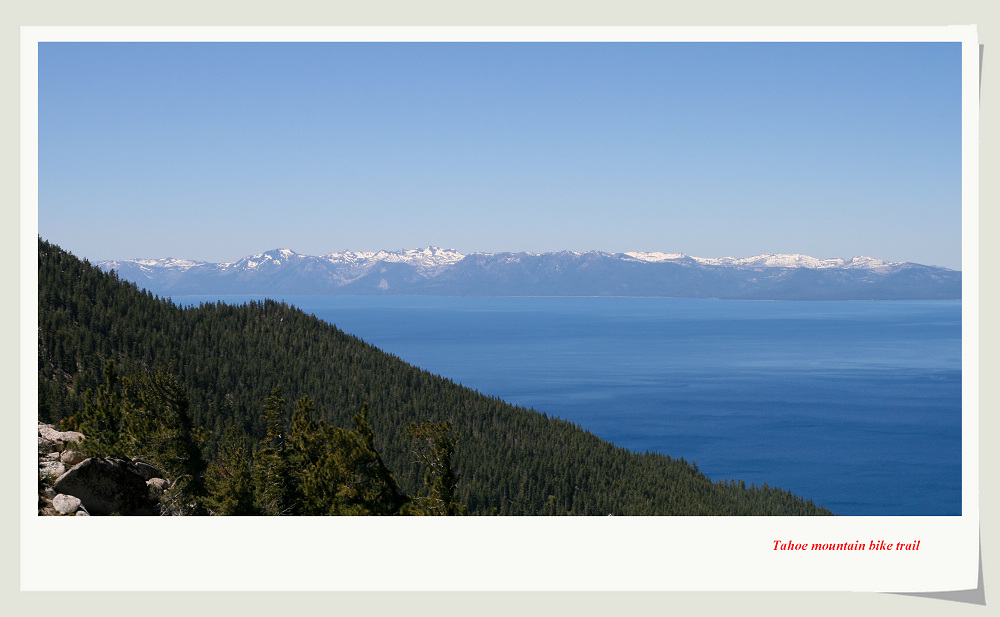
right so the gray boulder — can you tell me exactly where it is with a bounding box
[60,449,87,466]
[132,460,164,482]
[53,457,154,515]
[52,493,85,515]
[147,477,170,492]
[37,423,85,454]
[38,459,66,480]
[38,424,63,454]
[38,434,57,455]
[59,430,85,447]
[146,478,170,505]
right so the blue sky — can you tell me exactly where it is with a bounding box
[37,41,963,269]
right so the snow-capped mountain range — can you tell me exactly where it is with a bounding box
[97,248,960,300]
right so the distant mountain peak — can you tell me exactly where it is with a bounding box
[624,251,688,262]
[96,247,959,300]
[688,253,903,269]
[320,246,465,269]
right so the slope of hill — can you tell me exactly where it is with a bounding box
[40,237,832,515]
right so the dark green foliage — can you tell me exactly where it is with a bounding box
[405,421,465,515]
[69,360,130,458]
[38,237,832,516]
[203,427,257,515]
[251,387,292,515]
[122,365,208,483]
[286,398,408,515]
[329,404,409,515]
[284,396,340,514]
[62,358,208,514]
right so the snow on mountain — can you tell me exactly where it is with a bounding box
[837,255,899,270]
[217,248,312,271]
[321,246,465,269]
[623,252,687,263]
[308,247,466,283]
[95,247,958,300]
[101,257,207,271]
[104,248,908,274]
[688,253,902,269]
[622,252,903,269]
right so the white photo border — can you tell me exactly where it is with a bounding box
[20,25,980,592]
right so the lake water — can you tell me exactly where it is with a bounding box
[177,295,962,516]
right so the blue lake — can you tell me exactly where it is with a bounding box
[177,295,962,516]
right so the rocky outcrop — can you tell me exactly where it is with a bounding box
[37,423,170,516]
[37,423,86,486]
[38,423,84,457]
[53,456,154,515]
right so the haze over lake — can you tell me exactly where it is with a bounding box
[176,294,962,516]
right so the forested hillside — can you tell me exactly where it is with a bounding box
[38,238,832,515]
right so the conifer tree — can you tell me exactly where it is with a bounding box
[123,366,207,482]
[285,395,331,515]
[252,386,292,515]
[286,398,409,515]
[203,427,257,515]
[122,366,208,514]
[404,420,465,515]
[326,404,408,515]
[66,360,130,457]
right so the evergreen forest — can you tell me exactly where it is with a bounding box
[37,237,833,516]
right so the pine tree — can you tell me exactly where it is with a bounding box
[203,427,257,515]
[65,360,130,457]
[404,420,465,515]
[326,404,408,515]
[252,386,292,515]
[285,395,331,514]
[122,366,207,479]
[285,398,409,515]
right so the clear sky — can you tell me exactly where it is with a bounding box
[37,41,963,269]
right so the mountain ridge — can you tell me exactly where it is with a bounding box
[97,247,961,300]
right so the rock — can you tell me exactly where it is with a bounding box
[146,478,170,507]
[75,510,90,516]
[146,478,170,511]
[38,423,62,444]
[39,460,66,479]
[60,449,87,466]
[38,433,58,455]
[52,494,84,515]
[53,457,154,515]
[132,460,163,482]
[59,430,85,447]
[37,423,85,453]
